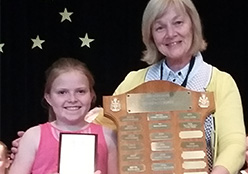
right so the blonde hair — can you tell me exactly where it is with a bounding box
[0,141,9,159]
[0,141,10,173]
[141,0,207,64]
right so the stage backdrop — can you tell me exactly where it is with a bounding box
[1,0,247,147]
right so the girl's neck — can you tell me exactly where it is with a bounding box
[49,121,92,142]
[51,120,89,132]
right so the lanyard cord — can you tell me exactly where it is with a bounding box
[160,56,195,87]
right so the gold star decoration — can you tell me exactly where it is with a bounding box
[79,33,94,48]
[0,43,5,53]
[59,8,73,22]
[31,35,45,49]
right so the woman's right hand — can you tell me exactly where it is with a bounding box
[10,131,25,161]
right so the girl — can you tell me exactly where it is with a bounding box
[9,57,118,174]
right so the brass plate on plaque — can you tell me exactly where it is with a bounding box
[121,134,143,141]
[150,132,172,141]
[182,161,207,169]
[147,113,171,121]
[179,112,200,120]
[151,152,173,160]
[181,151,205,159]
[103,80,215,174]
[120,125,141,131]
[122,164,146,172]
[181,141,204,149]
[126,91,192,113]
[120,115,141,122]
[151,142,173,151]
[152,163,174,171]
[149,122,171,130]
[179,130,203,139]
[184,172,208,174]
[120,143,144,151]
[122,154,144,161]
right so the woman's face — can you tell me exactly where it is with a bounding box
[152,4,193,60]
[45,70,93,124]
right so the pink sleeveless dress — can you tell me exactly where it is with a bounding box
[31,122,108,174]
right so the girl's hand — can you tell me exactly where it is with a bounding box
[94,170,101,174]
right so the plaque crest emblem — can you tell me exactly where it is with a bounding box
[110,97,121,112]
[198,94,209,108]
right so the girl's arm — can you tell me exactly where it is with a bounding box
[9,125,40,174]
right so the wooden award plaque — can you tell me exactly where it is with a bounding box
[103,80,215,174]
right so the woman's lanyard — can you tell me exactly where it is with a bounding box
[160,57,195,87]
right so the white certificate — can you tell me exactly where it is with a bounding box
[58,133,97,174]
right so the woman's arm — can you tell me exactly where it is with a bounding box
[209,70,246,173]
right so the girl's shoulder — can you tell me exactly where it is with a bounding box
[20,125,41,147]
[24,125,41,137]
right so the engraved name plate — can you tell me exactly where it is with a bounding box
[181,142,204,149]
[120,125,141,131]
[150,132,172,141]
[180,122,202,129]
[121,134,143,141]
[122,164,146,172]
[123,154,144,161]
[151,152,173,160]
[147,113,171,121]
[120,115,141,122]
[179,112,200,120]
[152,163,174,171]
[121,143,144,151]
[151,142,173,151]
[149,123,171,129]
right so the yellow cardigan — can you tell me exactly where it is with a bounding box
[95,66,246,174]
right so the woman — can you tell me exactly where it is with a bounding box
[94,0,246,173]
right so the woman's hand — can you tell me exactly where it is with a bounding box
[9,131,25,161]
[211,166,229,174]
